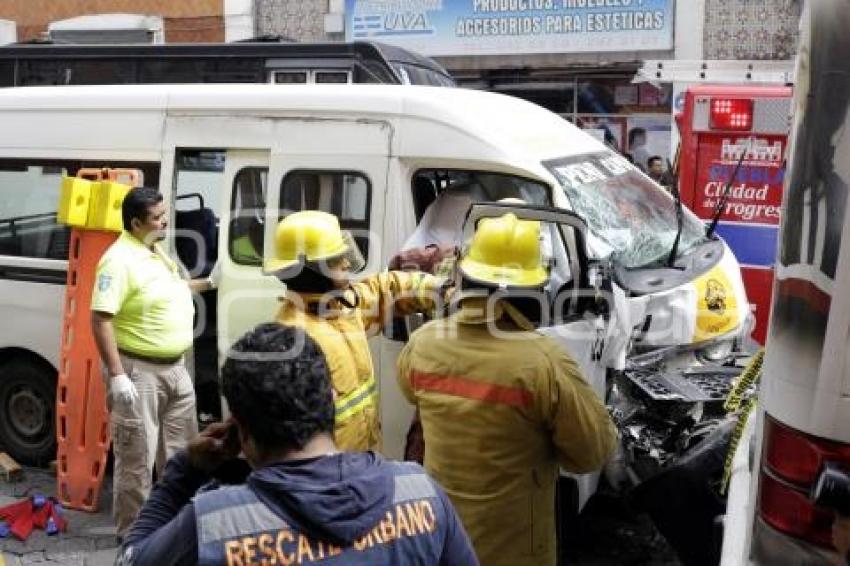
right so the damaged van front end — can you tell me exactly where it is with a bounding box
[545,151,753,494]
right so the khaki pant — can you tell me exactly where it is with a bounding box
[109,354,198,537]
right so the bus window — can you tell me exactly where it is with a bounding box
[62,60,137,85]
[142,59,265,83]
[270,70,351,84]
[0,61,13,87]
[15,59,136,86]
[280,171,371,267]
[272,71,308,84]
[315,71,351,84]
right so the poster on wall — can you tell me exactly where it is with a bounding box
[614,85,639,106]
[626,115,671,171]
[575,116,627,152]
[344,0,675,57]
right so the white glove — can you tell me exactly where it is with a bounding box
[110,373,139,407]
[207,261,223,290]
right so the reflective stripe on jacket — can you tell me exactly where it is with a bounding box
[276,271,439,452]
[192,461,464,565]
[397,300,617,566]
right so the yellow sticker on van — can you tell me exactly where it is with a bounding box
[694,267,739,342]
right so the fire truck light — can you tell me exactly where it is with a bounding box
[710,98,753,131]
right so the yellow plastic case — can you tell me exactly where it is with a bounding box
[57,177,94,227]
[86,181,130,232]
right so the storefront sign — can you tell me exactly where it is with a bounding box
[345,0,675,56]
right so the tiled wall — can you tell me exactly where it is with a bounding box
[703,0,801,60]
[255,0,333,42]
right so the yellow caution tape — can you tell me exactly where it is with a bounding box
[720,349,765,495]
[723,349,764,413]
[721,397,758,495]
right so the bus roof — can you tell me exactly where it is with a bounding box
[0,40,453,84]
[0,83,604,171]
[0,40,416,63]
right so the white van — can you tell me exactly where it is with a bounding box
[0,84,750,515]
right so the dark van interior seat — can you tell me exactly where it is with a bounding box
[175,192,218,277]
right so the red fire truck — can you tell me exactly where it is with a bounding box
[676,85,792,344]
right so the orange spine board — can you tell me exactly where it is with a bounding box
[55,229,117,512]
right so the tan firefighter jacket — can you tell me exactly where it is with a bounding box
[397,298,617,566]
[276,271,439,451]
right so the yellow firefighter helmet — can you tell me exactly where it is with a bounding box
[459,212,548,288]
[264,210,364,274]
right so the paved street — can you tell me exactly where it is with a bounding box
[0,467,118,565]
[0,464,679,566]
[572,491,681,566]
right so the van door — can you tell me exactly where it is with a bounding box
[216,150,279,361]
[264,117,392,440]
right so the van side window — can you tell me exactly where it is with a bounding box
[0,163,69,260]
[0,159,159,261]
[411,170,552,223]
[229,167,268,266]
[279,171,371,266]
[405,169,551,250]
[173,150,226,276]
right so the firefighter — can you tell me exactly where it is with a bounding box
[265,210,445,451]
[397,211,617,566]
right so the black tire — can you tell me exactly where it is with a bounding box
[0,358,57,466]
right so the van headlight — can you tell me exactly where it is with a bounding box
[696,338,734,364]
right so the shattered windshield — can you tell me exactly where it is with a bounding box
[545,152,707,269]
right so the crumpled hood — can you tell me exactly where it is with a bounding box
[247,451,392,544]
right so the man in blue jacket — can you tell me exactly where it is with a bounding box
[118,323,477,566]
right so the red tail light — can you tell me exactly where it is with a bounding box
[758,416,850,548]
[709,98,753,131]
[764,417,850,485]
[758,472,835,547]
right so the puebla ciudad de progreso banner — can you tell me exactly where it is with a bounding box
[345,0,675,56]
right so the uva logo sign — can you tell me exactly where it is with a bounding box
[384,11,432,32]
[351,10,434,38]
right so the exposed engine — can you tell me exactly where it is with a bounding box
[606,349,755,486]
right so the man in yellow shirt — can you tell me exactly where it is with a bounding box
[90,187,216,538]
[398,212,617,566]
